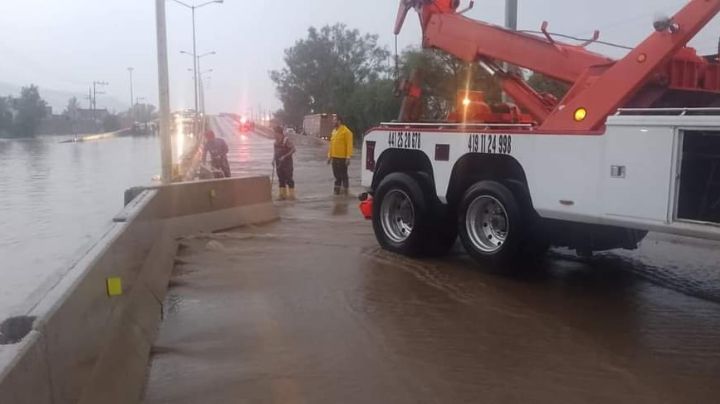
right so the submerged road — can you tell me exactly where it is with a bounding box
[143,117,720,403]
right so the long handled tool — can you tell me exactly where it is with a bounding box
[270,160,276,188]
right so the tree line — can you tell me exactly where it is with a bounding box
[270,24,398,137]
[0,85,48,138]
[1,85,158,137]
[270,24,567,137]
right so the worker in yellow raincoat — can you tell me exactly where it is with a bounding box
[326,114,354,196]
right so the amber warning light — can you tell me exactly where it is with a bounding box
[574,108,588,122]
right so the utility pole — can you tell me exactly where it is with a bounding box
[92,81,108,129]
[92,81,108,111]
[505,0,518,31]
[156,0,173,184]
[502,0,518,102]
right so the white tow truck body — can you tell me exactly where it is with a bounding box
[362,110,720,243]
[363,0,720,267]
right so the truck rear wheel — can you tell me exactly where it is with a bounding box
[407,172,457,257]
[458,181,527,271]
[372,173,433,257]
[425,213,458,257]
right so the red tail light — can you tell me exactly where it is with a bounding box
[365,141,376,171]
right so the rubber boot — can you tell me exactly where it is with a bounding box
[340,187,349,197]
[287,187,296,201]
[277,187,288,201]
[333,186,341,196]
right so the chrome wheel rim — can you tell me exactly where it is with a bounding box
[465,195,508,253]
[380,189,415,243]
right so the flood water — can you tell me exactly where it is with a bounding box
[0,134,166,318]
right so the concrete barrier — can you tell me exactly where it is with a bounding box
[0,176,276,404]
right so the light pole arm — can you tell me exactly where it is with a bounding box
[196,0,223,9]
[168,0,193,9]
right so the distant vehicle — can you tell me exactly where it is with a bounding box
[284,127,297,136]
[303,113,335,140]
[170,111,194,136]
[237,118,255,133]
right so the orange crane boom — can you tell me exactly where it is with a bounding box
[395,0,720,132]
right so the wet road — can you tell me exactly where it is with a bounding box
[144,117,720,403]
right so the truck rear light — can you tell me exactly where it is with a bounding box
[359,195,373,220]
[366,141,376,171]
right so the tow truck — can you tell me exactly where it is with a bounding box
[360,0,720,271]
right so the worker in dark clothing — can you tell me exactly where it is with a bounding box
[203,130,231,178]
[327,114,354,195]
[274,126,296,200]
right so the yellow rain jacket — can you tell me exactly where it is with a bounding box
[328,124,354,159]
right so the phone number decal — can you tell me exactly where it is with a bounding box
[468,134,512,155]
[388,131,422,149]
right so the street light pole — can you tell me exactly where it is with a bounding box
[155,0,173,184]
[169,0,223,138]
[128,67,135,114]
[191,6,199,136]
[196,55,205,115]
[199,73,205,117]
[181,50,215,123]
[197,69,212,115]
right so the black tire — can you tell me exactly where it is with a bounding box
[425,211,458,257]
[503,179,547,261]
[457,181,527,271]
[372,173,434,257]
[408,172,457,257]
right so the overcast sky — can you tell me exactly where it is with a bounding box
[1,0,718,115]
